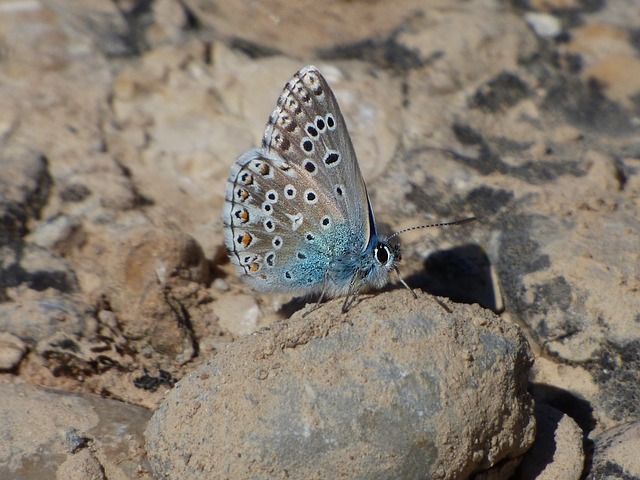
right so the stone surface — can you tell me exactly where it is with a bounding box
[0,0,638,477]
[0,332,27,370]
[515,404,584,480]
[183,0,433,58]
[0,242,80,296]
[0,382,152,480]
[524,12,562,38]
[146,291,535,480]
[587,421,640,480]
[0,289,89,345]
[97,226,211,365]
[0,150,51,236]
[56,449,107,480]
[213,293,262,336]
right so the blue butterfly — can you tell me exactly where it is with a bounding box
[223,66,424,311]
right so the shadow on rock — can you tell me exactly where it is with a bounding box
[407,243,504,313]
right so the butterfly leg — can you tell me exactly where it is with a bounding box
[395,266,450,312]
[301,271,333,318]
[394,266,418,299]
[434,298,453,313]
[342,270,365,313]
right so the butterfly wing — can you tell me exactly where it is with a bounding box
[223,66,374,295]
[263,66,372,240]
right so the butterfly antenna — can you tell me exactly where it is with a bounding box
[387,217,476,241]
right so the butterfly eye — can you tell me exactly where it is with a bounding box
[375,244,391,265]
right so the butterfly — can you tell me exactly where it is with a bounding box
[223,65,463,312]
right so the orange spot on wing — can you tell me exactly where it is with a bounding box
[240,233,252,247]
[237,189,250,202]
[240,172,253,185]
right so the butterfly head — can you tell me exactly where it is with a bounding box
[363,240,401,290]
[374,241,400,266]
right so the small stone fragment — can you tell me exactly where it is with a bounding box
[0,332,27,370]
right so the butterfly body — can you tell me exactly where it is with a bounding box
[223,66,400,304]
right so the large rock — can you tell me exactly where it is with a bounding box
[146,290,535,479]
[0,382,152,480]
[587,422,640,480]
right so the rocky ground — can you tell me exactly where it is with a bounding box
[0,0,639,479]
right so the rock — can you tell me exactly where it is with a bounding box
[0,0,638,477]
[212,277,229,291]
[184,0,428,57]
[214,293,262,336]
[35,330,125,380]
[0,242,80,295]
[0,288,136,387]
[0,150,51,236]
[146,291,535,479]
[493,149,640,422]
[100,226,211,364]
[56,448,107,480]
[524,12,562,39]
[64,427,90,453]
[0,332,27,370]
[29,214,83,253]
[149,0,192,46]
[515,404,584,480]
[41,0,136,58]
[0,289,90,345]
[0,382,153,480]
[587,422,640,479]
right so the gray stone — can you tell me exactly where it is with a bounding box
[29,214,83,252]
[146,291,535,479]
[55,448,107,480]
[63,427,89,453]
[515,404,584,480]
[587,422,640,480]
[0,0,638,478]
[0,291,89,346]
[3,242,80,294]
[0,382,152,480]
[524,12,562,38]
[0,332,27,370]
[40,0,135,57]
